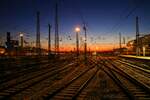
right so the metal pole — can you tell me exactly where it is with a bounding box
[136,16,140,56]
[20,36,23,48]
[36,11,41,56]
[83,26,87,64]
[76,32,79,63]
[55,2,59,56]
[119,33,122,54]
[20,35,23,56]
[48,24,52,56]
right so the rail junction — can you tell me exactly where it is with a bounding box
[0,55,150,100]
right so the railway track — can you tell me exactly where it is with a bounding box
[119,58,150,70]
[1,56,149,99]
[109,58,150,87]
[0,58,73,86]
[0,60,50,84]
[47,68,98,100]
[0,61,76,99]
[0,56,75,84]
[112,60,150,79]
[79,67,127,99]
[99,57,150,100]
[27,63,88,99]
[118,59,150,73]
[0,55,75,80]
[38,62,97,100]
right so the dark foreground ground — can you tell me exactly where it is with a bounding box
[0,55,150,100]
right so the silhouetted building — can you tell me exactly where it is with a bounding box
[127,34,150,55]
[5,32,19,56]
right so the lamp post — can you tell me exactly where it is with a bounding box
[75,27,80,65]
[19,33,24,56]
[20,33,23,48]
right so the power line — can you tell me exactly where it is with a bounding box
[109,0,143,33]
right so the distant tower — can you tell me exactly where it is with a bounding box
[136,16,140,56]
[55,2,59,55]
[36,11,41,55]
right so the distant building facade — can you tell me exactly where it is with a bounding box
[5,32,19,56]
[127,34,150,55]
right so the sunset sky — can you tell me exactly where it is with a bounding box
[0,0,150,51]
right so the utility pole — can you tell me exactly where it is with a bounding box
[75,27,80,65]
[36,11,41,56]
[55,2,59,56]
[48,24,52,56]
[136,16,140,56]
[76,32,79,61]
[119,33,122,53]
[83,25,87,64]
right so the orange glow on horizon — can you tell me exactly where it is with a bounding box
[41,42,119,52]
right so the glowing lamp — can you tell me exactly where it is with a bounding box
[75,27,80,32]
[20,33,23,37]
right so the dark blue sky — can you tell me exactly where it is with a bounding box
[0,0,150,50]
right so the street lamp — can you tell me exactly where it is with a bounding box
[75,27,80,64]
[75,27,80,32]
[20,33,23,48]
[19,32,24,56]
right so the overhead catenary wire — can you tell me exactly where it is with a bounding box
[109,0,144,34]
